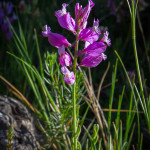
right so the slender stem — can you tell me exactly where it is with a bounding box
[73,26,80,73]
[126,0,132,16]
[131,1,142,96]
[131,1,147,114]
[72,82,77,149]
[72,22,80,150]
[130,0,150,136]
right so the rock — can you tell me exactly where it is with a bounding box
[0,95,40,150]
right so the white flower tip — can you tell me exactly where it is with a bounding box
[58,45,65,55]
[93,18,99,26]
[62,3,69,8]
[42,25,51,37]
[61,66,69,74]
[102,53,107,60]
[44,25,51,32]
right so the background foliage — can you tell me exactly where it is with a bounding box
[0,0,150,149]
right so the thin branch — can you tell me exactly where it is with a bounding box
[126,0,132,16]
[97,62,110,100]
[102,108,143,113]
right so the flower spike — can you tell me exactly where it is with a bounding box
[79,42,106,56]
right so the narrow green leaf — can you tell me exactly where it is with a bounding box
[126,123,136,150]
[8,52,58,112]
[139,134,143,150]
[118,121,122,150]
[108,59,118,132]
[34,28,44,80]
[80,103,91,127]
[116,86,125,129]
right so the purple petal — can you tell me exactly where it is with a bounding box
[55,3,68,17]
[82,0,95,20]
[78,27,100,44]
[55,3,76,34]
[75,3,79,20]
[1,22,9,32]
[58,52,72,66]
[56,13,76,34]
[61,66,75,85]
[6,2,14,15]
[6,30,13,40]
[75,3,83,21]
[82,42,107,56]
[107,0,111,7]
[79,53,107,68]
[75,0,95,30]
[42,25,71,48]
[61,66,70,74]
[0,8,4,18]
[69,72,75,85]
[42,25,51,37]
[58,45,65,55]
[93,19,101,35]
[80,0,95,28]
[101,31,111,46]
[48,32,71,48]
[78,18,101,44]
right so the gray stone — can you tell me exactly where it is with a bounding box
[0,95,40,150]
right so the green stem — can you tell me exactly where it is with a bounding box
[131,2,143,140]
[72,82,77,150]
[72,22,80,150]
[131,1,148,116]
[131,0,150,133]
[131,1,143,96]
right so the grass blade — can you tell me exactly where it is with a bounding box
[108,59,118,132]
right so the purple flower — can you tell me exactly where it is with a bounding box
[5,2,14,15]
[42,25,71,48]
[0,8,4,24]
[0,1,17,40]
[42,0,110,73]
[58,45,72,66]
[61,66,75,85]
[78,19,101,44]
[100,31,111,46]
[9,13,17,23]
[107,0,117,16]
[6,30,13,40]
[1,21,9,32]
[75,0,95,30]
[55,3,76,34]
[79,53,107,68]
[79,42,106,56]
